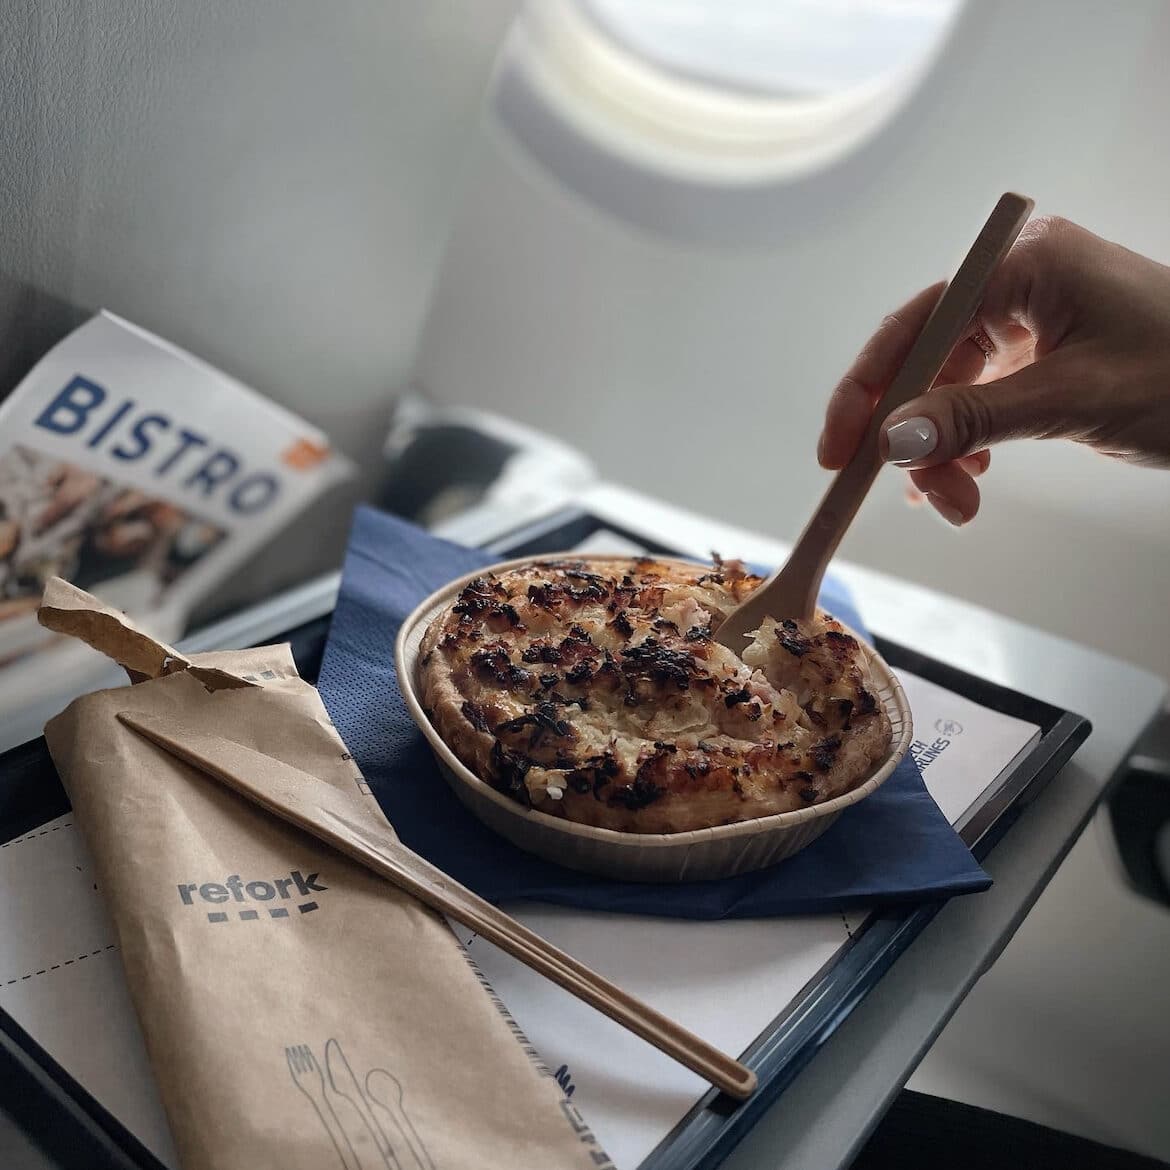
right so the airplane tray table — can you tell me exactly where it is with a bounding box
[0,507,1090,1170]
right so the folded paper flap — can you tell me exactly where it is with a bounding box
[116,705,396,843]
[38,576,253,690]
[121,706,402,866]
[116,707,477,894]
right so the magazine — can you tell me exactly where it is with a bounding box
[0,311,351,747]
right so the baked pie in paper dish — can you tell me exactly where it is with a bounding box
[403,557,904,863]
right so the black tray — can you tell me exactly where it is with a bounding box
[0,508,1091,1170]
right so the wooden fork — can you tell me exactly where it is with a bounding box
[118,712,758,1101]
[715,192,1033,649]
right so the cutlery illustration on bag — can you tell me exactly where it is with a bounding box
[325,1038,403,1170]
[365,1067,434,1170]
[286,1044,361,1170]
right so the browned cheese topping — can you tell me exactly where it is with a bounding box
[418,557,892,834]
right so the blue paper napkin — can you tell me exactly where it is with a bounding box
[317,506,990,919]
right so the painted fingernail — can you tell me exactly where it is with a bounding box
[884,416,938,465]
[926,493,965,527]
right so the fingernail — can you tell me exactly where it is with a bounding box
[816,432,827,467]
[884,416,938,465]
[926,493,965,527]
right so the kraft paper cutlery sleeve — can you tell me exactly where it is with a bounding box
[37,577,610,1170]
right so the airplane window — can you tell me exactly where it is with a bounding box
[489,0,964,239]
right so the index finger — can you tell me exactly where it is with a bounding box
[818,282,945,470]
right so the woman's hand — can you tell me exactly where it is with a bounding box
[818,216,1170,525]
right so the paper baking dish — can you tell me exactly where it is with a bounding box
[396,556,913,882]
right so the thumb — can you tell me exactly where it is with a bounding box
[879,360,1076,468]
